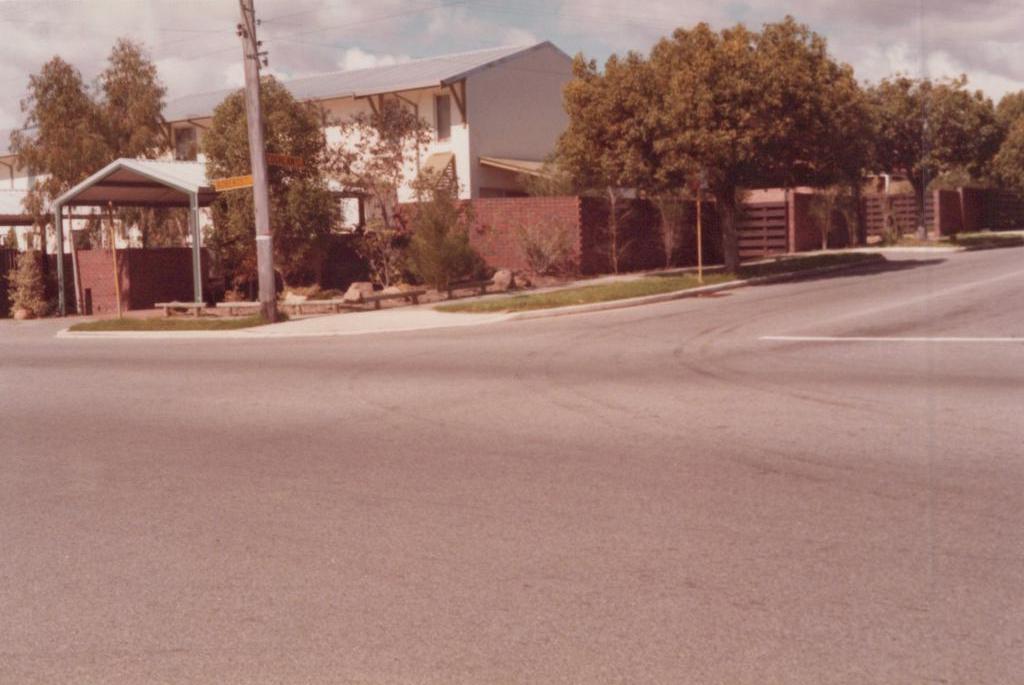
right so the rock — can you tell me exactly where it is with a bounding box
[282,291,307,303]
[492,269,515,292]
[12,308,32,321]
[343,281,375,303]
[516,273,533,289]
[381,285,403,296]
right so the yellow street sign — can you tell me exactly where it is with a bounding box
[266,153,305,170]
[212,174,254,192]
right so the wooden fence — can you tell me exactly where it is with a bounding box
[737,202,789,259]
[863,194,935,239]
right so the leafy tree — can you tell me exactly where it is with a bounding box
[12,41,171,256]
[329,97,432,232]
[10,57,108,245]
[996,91,1024,131]
[406,186,483,290]
[647,18,871,270]
[327,98,431,286]
[559,52,657,273]
[7,251,47,317]
[98,39,169,159]
[868,75,1001,236]
[3,228,17,249]
[992,119,1024,194]
[203,76,336,290]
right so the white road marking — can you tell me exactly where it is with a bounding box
[761,336,1024,343]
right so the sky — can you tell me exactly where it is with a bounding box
[0,0,1022,130]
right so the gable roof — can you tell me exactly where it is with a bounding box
[54,158,213,208]
[164,41,566,122]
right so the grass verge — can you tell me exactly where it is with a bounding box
[68,314,280,332]
[439,252,885,314]
[952,231,1024,250]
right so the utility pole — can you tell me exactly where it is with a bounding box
[237,0,277,322]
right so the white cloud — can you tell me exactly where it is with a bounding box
[337,47,409,71]
[0,0,1021,131]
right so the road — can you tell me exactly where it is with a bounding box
[2,247,1023,684]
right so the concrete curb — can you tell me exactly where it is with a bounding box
[505,257,886,322]
[847,246,963,254]
[57,256,883,340]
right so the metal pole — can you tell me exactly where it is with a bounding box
[189,193,204,305]
[53,203,66,316]
[107,202,123,318]
[238,0,277,322]
[696,187,704,285]
[68,205,83,315]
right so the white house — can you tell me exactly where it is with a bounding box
[163,42,572,206]
[1,41,573,250]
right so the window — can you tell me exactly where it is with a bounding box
[174,127,198,161]
[435,94,451,140]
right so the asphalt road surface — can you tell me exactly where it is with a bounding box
[2,248,1023,684]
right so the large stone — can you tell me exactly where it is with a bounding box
[282,291,307,304]
[12,308,32,321]
[343,281,375,303]
[492,269,515,292]
[381,285,403,296]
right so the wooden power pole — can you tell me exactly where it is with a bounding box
[237,0,277,322]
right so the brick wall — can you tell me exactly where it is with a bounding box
[466,196,724,276]
[76,248,209,314]
[468,196,582,272]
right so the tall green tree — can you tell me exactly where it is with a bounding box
[12,40,171,250]
[558,52,657,273]
[646,17,870,270]
[868,75,1001,236]
[10,57,108,244]
[992,119,1024,194]
[204,76,336,291]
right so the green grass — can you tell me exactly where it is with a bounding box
[68,314,277,332]
[951,231,1024,250]
[439,252,885,314]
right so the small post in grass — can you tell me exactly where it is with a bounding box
[690,171,708,285]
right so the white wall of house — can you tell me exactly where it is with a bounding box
[466,43,572,197]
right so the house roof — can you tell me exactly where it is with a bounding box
[479,156,547,177]
[53,158,214,208]
[164,42,564,122]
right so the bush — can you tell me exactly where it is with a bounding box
[355,220,409,287]
[7,251,48,318]
[516,217,577,275]
[406,190,485,290]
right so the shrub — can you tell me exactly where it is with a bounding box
[516,217,577,276]
[355,219,409,287]
[7,251,48,318]
[407,190,485,290]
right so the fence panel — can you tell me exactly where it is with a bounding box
[737,202,788,259]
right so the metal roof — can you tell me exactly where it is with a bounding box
[53,158,214,208]
[164,42,563,122]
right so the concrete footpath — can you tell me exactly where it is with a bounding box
[56,252,900,340]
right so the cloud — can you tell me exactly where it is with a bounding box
[0,0,1020,131]
[337,47,409,71]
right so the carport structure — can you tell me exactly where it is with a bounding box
[52,159,215,315]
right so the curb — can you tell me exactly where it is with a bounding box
[506,257,886,322]
[57,257,883,340]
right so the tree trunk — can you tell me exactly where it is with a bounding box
[717,187,740,273]
[606,187,620,274]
